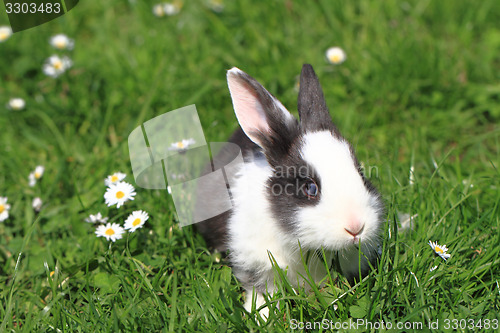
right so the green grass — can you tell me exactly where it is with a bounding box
[1,0,499,331]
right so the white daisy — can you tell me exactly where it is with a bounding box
[49,34,74,50]
[462,179,474,188]
[104,181,136,208]
[84,212,108,224]
[153,3,165,17]
[7,98,25,111]
[43,55,72,78]
[32,197,43,212]
[28,165,44,187]
[0,26,13,42]
[207,0,224,12]
[164,1,182,16]
[0,197,11,222]
[34,165,44,179]
[325,46,346,65]
[28,173,36,187]
[430,265,438,272]
[104,172,126,187]
[28,173,37,187]
[429,240,451,261]
[124,210,149,232]
[95,223,125,242]
[168,138,195,151]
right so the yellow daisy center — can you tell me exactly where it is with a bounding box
[132,218,142,227]
[111,175,119,182]
[0,204,4,213]
[35,172,42,179]
[11,101,22,109]
[116,191,125,199]
[55,40,65,49]
[50,271,55,278]
[53,60,63,70]
[0,32,8,41]
[154,6,164,16]
[105,228,115,236]
[435,246,444,254]
[176,142,185,148]
[330,54,341,63]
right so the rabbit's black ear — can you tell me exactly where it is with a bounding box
[227,67,299,151]
[298,64,334,132]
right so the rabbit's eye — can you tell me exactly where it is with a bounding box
[303,179,318,198]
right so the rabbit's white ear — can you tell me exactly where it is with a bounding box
[227,67,296,148]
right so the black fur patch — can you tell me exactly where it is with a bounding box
[253,117,300,168]
[298,64,342,138]
[195,210,231,253]
[266,134,322,234]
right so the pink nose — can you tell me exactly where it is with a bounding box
[344,221,364,237]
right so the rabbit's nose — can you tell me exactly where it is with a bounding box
[344,221,365,237]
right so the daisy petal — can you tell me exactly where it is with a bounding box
[104,181,136,208]
[429,240,451,261]
[95,223,125,242]
[325,47,346,65]
[124,210,149,232]
[104,172,126,187]
[0,197,11,222]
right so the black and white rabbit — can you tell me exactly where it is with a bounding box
[197,64,384,316]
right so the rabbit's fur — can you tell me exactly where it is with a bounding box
[197,64,384,316]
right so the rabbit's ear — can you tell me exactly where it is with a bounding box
[298,64,334,133]
[227,67,298,149]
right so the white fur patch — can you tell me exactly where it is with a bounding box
[228,158,288,274]
[296,131,381,255]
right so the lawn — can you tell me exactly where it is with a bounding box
[1,0,499,331]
